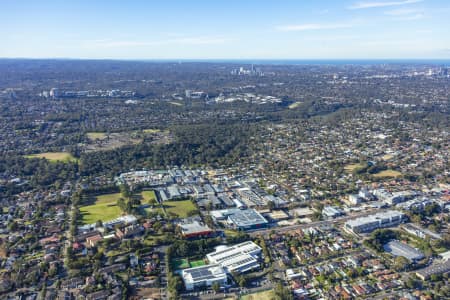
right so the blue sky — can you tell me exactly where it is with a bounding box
[1,0,449,59]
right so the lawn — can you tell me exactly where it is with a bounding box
[141,190,158,204]
[162,200,197,218]
[240,290,275,300]
[344,163,366,172]
[79,193,123,224]
[373,169,402,178]
[87,132,107,140]
[25,152,77,163]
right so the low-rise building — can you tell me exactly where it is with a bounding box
[344,210,406,233]
[415,259,450,280]
[322,206,344,218]
[227,209,268,230]
[383,240,424,262]
[207,241,262,274]
[181,264,227,291]
[179,221,214,239]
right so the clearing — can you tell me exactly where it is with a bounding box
[25,152,77,163]
[84,132,142,152]
[373,170,402,178]
[80,193,123,224]
[381,154,394,161]
[288,101,302,109]
[240,290,275,300]
[87,132,107,140]
[142,128,161,134]
[162,200,197,218]
[344,163,366,172]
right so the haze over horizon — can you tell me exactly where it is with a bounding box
[2,0,450,60]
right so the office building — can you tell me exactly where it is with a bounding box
[344,211,406,233]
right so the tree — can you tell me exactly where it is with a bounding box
[274,282,293,300]
[95,220,103,228]
[212,282,220,293]
[238,276,246,288]
[393,256,409,272]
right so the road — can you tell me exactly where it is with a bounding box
[155,245,169,300]
[248,208,390,238]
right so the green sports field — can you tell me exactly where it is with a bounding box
[79,193,123,224]
[162,200,197,218]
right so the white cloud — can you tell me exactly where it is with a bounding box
[349,0,423,10]
[384,8,419,15]
[384,8,425,20]
[276,23,352,31]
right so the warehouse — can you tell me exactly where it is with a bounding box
[383,240,424,262]
[226,209,269,230]
[415,259,450,280]
[178,221,214,239]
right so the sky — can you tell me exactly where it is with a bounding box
[1,0,450,60]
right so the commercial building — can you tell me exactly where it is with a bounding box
[383,240,424,262]
[226,209,269,230]
[415,259,450,280]
[322,206,344,218]
[207,241,262,274]
[181,264,227,291]
[344,210,406,234]
[348,194,363,205]
[179,221,214,239]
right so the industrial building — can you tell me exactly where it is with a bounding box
[383,240,425,262]
[415,259,450,280]
[226,209,269,230]
[181,264,227,291]
[322,206,344,218]
[344,210,406,233]
[206,241,262,274]
[178,221,214,239]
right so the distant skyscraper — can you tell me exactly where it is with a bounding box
[49,88,59,98]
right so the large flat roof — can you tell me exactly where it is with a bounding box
[383,240,424,261]
[416,259,450,278]
[180,221,212,235]
[345,210,404,227]
[227,209,268,227]
[182,264,226,283]
[207,241,261,264]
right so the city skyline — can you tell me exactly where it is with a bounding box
[1,0,450,60]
